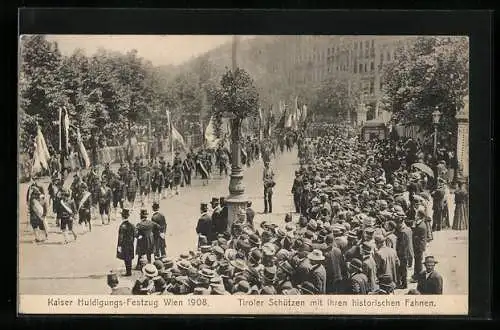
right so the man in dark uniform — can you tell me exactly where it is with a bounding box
[196,203,212,248]
[27,175,45,205]
[57,189,78,244]
[291,170,304,213]
[172,152,183,194]
[125,170,139,210]
[396,214,414,289]
[219,197,229,233]
[28,187,48,242]
[77,182,92,233]
[150,164,164,203]
[263,161,275,213]
[139,163,151,206]
[117,208,135,276]
[210,197,222,240]
[97,180,112,225]
[110,174,125,221]
[135,209,159,268]
[118,162,129,182]
[101,163,113,186]
[246,201,255,229]
[151,202,167,258]
[182,155,193,186]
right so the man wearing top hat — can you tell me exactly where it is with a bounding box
[151,202,167,258]
[196,203,213,246]
[117,208,135,276]
[416,256,443,294]
[135,209,160,268]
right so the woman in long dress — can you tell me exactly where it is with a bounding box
[452,180,468,230]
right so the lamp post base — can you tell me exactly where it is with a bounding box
[225,194,248,233]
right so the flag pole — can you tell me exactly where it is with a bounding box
[169,110,174,164]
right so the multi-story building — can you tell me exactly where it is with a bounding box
[178,35,414,126]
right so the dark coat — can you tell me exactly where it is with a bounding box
[151,211,167,250]
[292,258,311,286]
[324,246,346,293]
[196,212,213,241]
[136,219,159,256]
[246,207,255,228]
[309,263,327,294]
[417,270,443,294]
[412,220,428,254]
[117,220,135,261]
[362,255,379,292]
[345,244,362,262]
[346,272,369,294]
[396,225,414,261]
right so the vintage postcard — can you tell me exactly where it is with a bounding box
[18,34,469,315]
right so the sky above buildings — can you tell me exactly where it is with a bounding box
[45,35,254,66]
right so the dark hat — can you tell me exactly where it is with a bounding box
[200,202,208,210]
[298,281,319,295]
[249,234,261,246]
[203,253,219,268]
[152,202,160,210]
[199,268,216,279]
[161,257,175,270]
[107,271,118,287]
[140,209,148,218]
[348,258,364,273]
[234,280,251,294]
[284,213,292,222]
[153,259,164,271]
[211,197,219,205]
[423,256,438,265]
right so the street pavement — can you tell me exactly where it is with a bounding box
[18,149,297,294]
[18,148,468,295]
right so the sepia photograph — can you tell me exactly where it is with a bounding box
[18,34,470,313]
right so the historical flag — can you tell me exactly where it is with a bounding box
[204,116,219,149]
[76,128,91,169]
[31,125,50,175]
[60,107,70,156]
[172,125,189,152]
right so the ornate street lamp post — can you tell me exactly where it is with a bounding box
[226,36,248,232]
[432,108,442,158]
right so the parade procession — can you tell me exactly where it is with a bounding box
[19,35,469,298]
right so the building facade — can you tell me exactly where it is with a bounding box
[179,35,414,126]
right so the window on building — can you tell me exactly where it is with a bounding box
[364,63,367,72]
[371,40,374,48]
[387,52,391,61]
[354,42,358,50]
[379,80,383,91]
[380,54,384,66]
[370,80,374,94]
[359,63,363,73]
[370,61,375,72]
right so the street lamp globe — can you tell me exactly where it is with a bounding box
[432,109,442,125]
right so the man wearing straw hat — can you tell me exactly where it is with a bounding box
[307,249,327,294]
